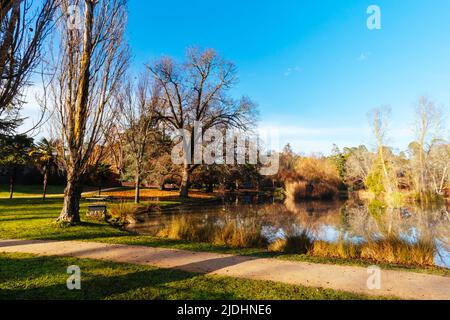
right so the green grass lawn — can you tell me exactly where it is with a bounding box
[0,186,448,277]
[0,252,382,300]
[0,184,127,199]
[0,184,65,198]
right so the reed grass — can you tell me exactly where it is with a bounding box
[268,231,314,254]
[310,241,361,259]
[108,202,159,226]
[360,238,436,266]
[310,237,435,266]
[157,216,268,248]
[214,221,268,248]
[156,214,437,267]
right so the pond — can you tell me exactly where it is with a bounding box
[126,195,450,268]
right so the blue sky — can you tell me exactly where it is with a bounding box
[24,0,450,154]
[126,0,450,154]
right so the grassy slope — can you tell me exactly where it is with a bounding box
[0,186,448,277]
[0,252,383,300]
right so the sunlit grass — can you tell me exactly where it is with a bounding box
[0,184,65,199]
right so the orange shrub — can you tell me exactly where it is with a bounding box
[294,157,340,186]
[284,156,341,201]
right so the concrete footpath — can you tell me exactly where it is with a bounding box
[0,239,449,300]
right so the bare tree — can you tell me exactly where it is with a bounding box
[428,143,450,195]
[344,145,375,188]
[147,48,256,198]
[118,74,160,204]
[0,0,56,133]
[368,107,397,194]
[104,124,125,177]
[409,96,443,199]
[47,0,129,224]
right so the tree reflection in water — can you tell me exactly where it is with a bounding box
[127,197,450,267]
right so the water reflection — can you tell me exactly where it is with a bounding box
[127,197,450,268]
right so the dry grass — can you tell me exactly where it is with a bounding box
[268,231,314,254]
[157,214,437,266]
[100,188,215,200]
[214,221,268,248]
[157,216,268,248]
[108,202,160,226]
[310,241,361,260]
[108,202,140,226]
[310,238,436,266]
[360,238,436,266]
[156,216,208,241]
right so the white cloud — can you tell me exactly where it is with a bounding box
[357,52,371,61]
[284,66,302,77]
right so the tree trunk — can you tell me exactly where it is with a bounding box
[379,148,393,194]
[135,175,140,204]
[438,165,448,195]
[205,182,214,193]
[9,167,15,199]
[158,175,164,190]
[58,174,82,225]
[42,169,48,201]
[180,165,190,198]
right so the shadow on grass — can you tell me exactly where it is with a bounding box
[0,239,259,275]
[0,239,51,248]
[0,253,237,300]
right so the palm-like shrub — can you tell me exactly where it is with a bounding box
[30,138,58,200]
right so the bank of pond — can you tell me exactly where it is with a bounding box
[109,196,449,269]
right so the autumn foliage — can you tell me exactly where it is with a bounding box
[285,156,341,201]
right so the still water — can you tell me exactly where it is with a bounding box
[127,195,450,268]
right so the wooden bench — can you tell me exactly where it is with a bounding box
[86,196,112,202]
